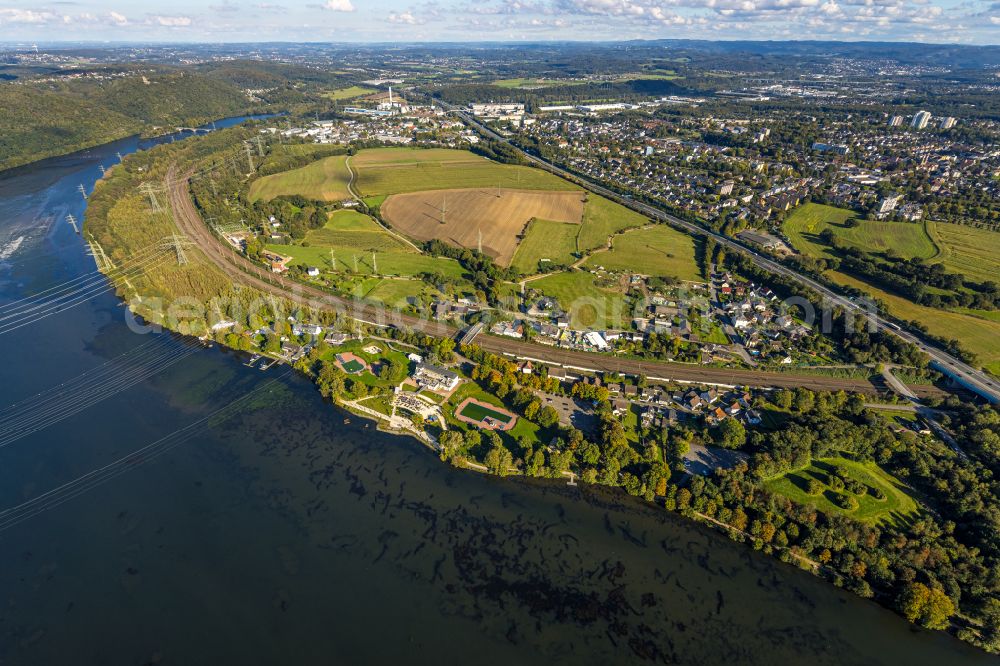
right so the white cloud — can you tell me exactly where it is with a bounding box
[0,9,58,24]
[149,15,193,26]
[389,11,424,23]
[322,0,356,11]
[108,11,128,26]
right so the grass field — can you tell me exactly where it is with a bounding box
[249,155,351,202]
[764,456,919,527]
[783,203,937,261]
[266,242,468,279]
[531,271,630,329]
[458,400,514,424]
[829,270,1000,374]
[615,70,681,81]
[322,85,375,101]
[362,277,440,307]
[381,188,585,265]
[351,148,578,198]
[493,78,586,89]
[510,218,581,273]
[928,222,1000,283]
[577,195,650,252]
[584,223,702,281]
[785,205,1000,284]
[307,209,411,253]
[270,209,467,280]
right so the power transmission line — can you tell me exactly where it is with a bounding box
[139,182,162,212]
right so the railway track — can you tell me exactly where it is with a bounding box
[165,163,930,397]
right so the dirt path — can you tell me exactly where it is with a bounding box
[345,155,423,253]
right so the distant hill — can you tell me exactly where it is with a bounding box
[0,69,253,172]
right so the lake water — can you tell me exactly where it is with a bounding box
[0,120,992,665]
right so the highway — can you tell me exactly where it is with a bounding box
[441,102,1000,404]
[164,164,911,397]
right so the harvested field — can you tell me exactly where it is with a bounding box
[381,187,586,265]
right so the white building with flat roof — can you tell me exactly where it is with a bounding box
[469,103,524,118]
[911,110,932,129]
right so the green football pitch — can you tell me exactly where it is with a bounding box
[459,401,513,424]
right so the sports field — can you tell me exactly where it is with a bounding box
[510,218,580,273]
[455,397,516,430]
[249,155,351,202]
[784,203,938,261]
[381,188,585,265]
[584,224,701,281]
[336,352,369,374]
[531,271,630,329]
[764,456,918,527]
[577,195,650,252]
[351,148,579,198]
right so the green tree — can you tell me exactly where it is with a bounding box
[484,443,513,477]
[379,356,409,383]
[537,405,560,428]
[526,449,546,477]
[897,582,955,630]
[439,430,464,462]
[715,418,747,449]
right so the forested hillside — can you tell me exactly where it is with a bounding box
[0,85,140,172]
[0,69,256,172]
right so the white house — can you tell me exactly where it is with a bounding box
[584,331,609,350]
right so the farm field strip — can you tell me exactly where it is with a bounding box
[584,223,701,281]
[929,222,1000,283]
[510,218,581,273]
[783,203,937,260]
[249,154,351,202]
[380,187,585,265]
[828,270,1000,373]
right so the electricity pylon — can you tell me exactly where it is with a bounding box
[139,182,162,212]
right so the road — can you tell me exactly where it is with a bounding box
[442,102,1000,405]
[164,164,914,396]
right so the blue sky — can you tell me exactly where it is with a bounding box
[0,0,997,44]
